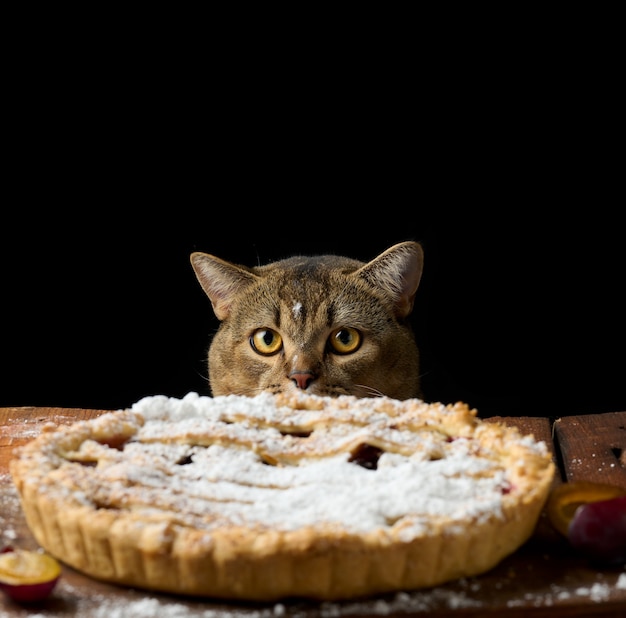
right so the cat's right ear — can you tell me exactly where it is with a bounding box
[190,252,258,321]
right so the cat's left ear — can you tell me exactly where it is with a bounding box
[356,241,424,318]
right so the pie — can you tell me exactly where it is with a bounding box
[10,391,555,601]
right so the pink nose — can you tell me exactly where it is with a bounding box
[289,371,316,390]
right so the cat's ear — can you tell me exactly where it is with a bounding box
[190,252,258,320]
[355,241,424,318]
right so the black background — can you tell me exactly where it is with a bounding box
[2,35,624,420]
[2,207,624,420]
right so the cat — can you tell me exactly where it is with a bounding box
[190,241,424,400]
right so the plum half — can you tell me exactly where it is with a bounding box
[547,481,626,565]
[568,494,626,565]
[0,547,61,602]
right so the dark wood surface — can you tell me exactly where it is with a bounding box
[1,407,626,617]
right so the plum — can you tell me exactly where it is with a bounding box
[0,547,61,602]
[568,495,626,565]
[546,481,626,565]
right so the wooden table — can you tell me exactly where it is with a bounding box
[2,406,626,617]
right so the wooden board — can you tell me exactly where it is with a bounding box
[554,412,626,486]
[2,406,626,617]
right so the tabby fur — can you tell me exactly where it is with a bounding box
[190,241,424,400]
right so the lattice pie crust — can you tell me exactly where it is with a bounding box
[10,392,555,601]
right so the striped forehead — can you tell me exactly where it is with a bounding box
[273,280,335,330]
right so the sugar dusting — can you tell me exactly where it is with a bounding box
[3,472,626,617]
[2,394,624,616]
[44,391,546,538]
[3,569,626,617]
[0,472,20,546]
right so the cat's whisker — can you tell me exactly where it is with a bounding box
[354,384,386,398]
[234,385,273,397]
[193,368,210,384]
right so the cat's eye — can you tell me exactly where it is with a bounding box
[250,328,283,356]
[328,327,362,355]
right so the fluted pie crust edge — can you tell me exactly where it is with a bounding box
[10,392,555,601]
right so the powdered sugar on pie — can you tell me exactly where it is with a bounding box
[10,392,555,601]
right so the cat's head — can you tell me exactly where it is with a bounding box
[191,241,424,400]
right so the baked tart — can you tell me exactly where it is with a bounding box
[10,392,555,601]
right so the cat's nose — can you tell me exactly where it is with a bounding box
[289,371,316,390]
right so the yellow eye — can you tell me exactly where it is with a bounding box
[250,328,283,356]
[328,327,362,354]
